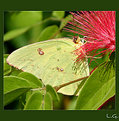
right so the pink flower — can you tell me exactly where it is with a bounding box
[65,11,115,62]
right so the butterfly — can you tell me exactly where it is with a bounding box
[7,38,89,95]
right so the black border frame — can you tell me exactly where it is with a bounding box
[0,1,119,121]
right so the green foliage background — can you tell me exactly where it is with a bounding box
[4,11,72,53]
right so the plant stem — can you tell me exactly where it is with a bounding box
[54,76,89,92]
[31,76,89,92]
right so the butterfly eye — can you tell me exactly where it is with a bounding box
[73,36,78,43]
[73,36,80,44]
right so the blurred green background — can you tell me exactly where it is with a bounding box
[4,11,73,54]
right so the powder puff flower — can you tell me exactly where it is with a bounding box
[65,11,115,62]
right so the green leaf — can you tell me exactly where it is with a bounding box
[36,25,59,41]
[60,15,72,30]
[75,61,115,110]
[30,17,61,43]
[43,11,52,20]
[4,27,30,41]
[18,72,43,88]
[74,78,87,96]
[43,92,53,110]
[4,62,12,75]
[4,54,12,75]
[7,38,89,95]
[10,34,29,49]
[10,67,22,76]
[5,11,42,30]
[98,96,115,110]
[24,91,43,110]
[4,76,32,106]
[46,84,59,102]
[4,54,9,58]
[52,11,65,19]
[14,93,27,109]
[4,88,30,107]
